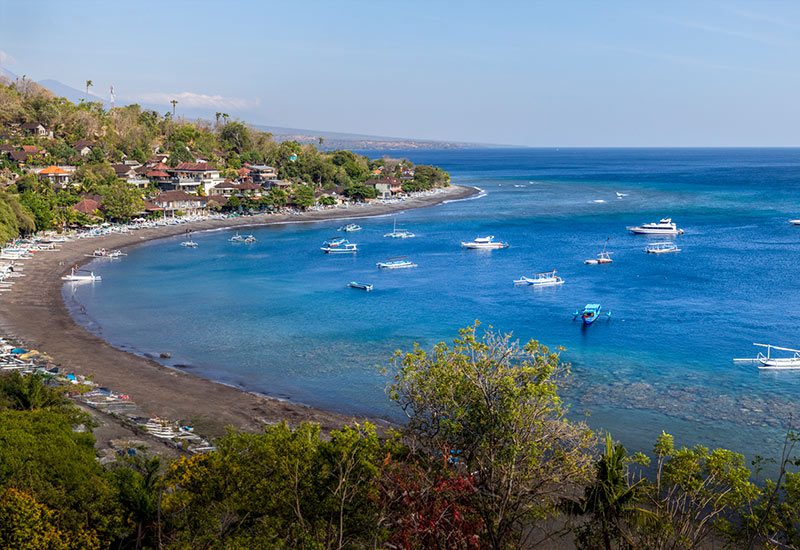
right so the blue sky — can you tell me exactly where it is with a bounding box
[1,0,799,146]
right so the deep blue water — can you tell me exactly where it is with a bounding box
[66,148,800,459]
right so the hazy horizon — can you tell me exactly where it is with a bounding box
[1,0,799,147]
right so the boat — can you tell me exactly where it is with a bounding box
[585,240,613,265]
[573,303,611,325]
[376,256,417,269]
[733,343,800,370]
[627,218,684,235]
[514,270,564,287]
[645,242,681,254]
[180,240,199,248]
[347,281,373,291]
[61,268,101,282]
[790,219,800,226]
[384,218,416,239]
[91,248,126,258]
[338,223,362,232]
[321,238,358,254]
[461,236,509,249]
[229,233,245,242]
[616,192,629,198]
[243,235,257,243]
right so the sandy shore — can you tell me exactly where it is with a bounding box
[0,185,478,437]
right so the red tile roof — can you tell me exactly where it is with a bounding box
[172,162,215,171]
[72,198,100,214]
[146,170,169,178]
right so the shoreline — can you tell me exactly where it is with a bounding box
[0,185,479,437]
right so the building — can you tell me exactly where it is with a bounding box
[167,162,224,194]
[73,139,95,157]
[112,163,150,188]
[247,164,278,184]
[210,181,240,197]
[72,197,101,216]
[21,122,51,138]
[150,190,207,216]
[37,165,73,187]
[366,177,403,198]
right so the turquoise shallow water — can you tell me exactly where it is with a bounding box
[66,148,800,459]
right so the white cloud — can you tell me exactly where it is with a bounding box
[0,50,16,65]
[136,91,260,110]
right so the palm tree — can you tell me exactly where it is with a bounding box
[170,99,178,116]
[215,112,221,126]
[85,79,93,100]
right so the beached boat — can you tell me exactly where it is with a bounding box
[348,281,373,291]
[627,218,684,235]
[338,223,362,232]
[461,236,509,249]
[514,270,564,287]
[91,248,126,258]
[321,238,358,253]
[376,256,417,269]
[734,343,800,370]
[384,218,416,239]
[573,303,611,325]
[645,242,681,254]
[61,268,101,282]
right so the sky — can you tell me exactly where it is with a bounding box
[1,0,799,146]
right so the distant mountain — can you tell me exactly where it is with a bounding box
[37,79,109,106]
[0,67,16,82]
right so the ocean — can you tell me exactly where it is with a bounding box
[66,148,800,460]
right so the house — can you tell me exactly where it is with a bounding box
[210,181,240,197]
[21,122,51,138]
[167,162,224,194]
[73,139,95,156]
[72,197,101,216]
[247,164,278,184]
[112,163,149,188]
[204,195,229,210]
[151,190,207,216]
[237,181,263,197]
[9,151,30,164]
[37,165,72,187]
[366,177,403,198]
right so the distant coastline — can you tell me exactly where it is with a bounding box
[0,185,479,439]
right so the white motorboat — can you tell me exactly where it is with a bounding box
[338,223,362,232]
[243,235,257,243]
[790,219,800,226]
[229,233,245,242]
[62,268,101,282]
[376,256,417,269]
[180,240,198,248]
[734,343,800,370]
[645,242,681,254]
[461,236,509,249]
[627,218,684,235]
[321,238,358,254]
[514,270,564,287]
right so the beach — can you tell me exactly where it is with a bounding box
[0,185,479,438]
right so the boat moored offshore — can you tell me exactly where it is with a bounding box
[514,270,565,287]
[645,242,681,254]
[573,303,611,325]
[376,256,417,269]
[627,218,684,235]
[461,236,509,249]
[321,238,358,254]
[347,281,374,291]
[62,268,101,282]
[734,343,800,370]
[338,223,362,232]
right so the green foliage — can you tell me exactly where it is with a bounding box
[344,183,377,202]
[410,164,450,190]
[0,192,36,240]
[18,190,53,231]
[291,184,315,210]
[162,421,386,548]
[389,323,594,548]
[0,372,69,411]
[97,180,144,221]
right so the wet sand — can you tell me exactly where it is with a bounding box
[0,186,479,436]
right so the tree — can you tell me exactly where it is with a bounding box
[97,181,144,221]
[112,456,163,550]
[170,99,178,116]
[85,79,93,101]
[0,372,68,411]
[389,323,594,549]
[265,187,288,209]
[291,184,315,210]
[343,183,377,202]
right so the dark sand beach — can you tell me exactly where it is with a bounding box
[0,185,478,437]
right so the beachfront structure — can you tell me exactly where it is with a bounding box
[72,197,101,217]
[151,190,207,216]
[247,164,278,184]
[37,165,73,187]
[366,177,403,198]
[166,162,225,194]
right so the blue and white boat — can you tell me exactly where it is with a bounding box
[376,256,417,269]
[321,238,358,254]
[573,303,611,325]
[338,223,362,232]
[645,242,680,254]
[514,270,564,287]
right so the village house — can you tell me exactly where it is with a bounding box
[151,190,207,216]
[246,164,278,184]
[71,197,101,216]
[112,163,150,188]
[210,181,239,197]
[366,177,403,198]
[37,165,73,187]
[21,122,52,138]
[167,162,224,194]
[73,139,95,157]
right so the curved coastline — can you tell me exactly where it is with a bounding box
[0,185,480,437]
